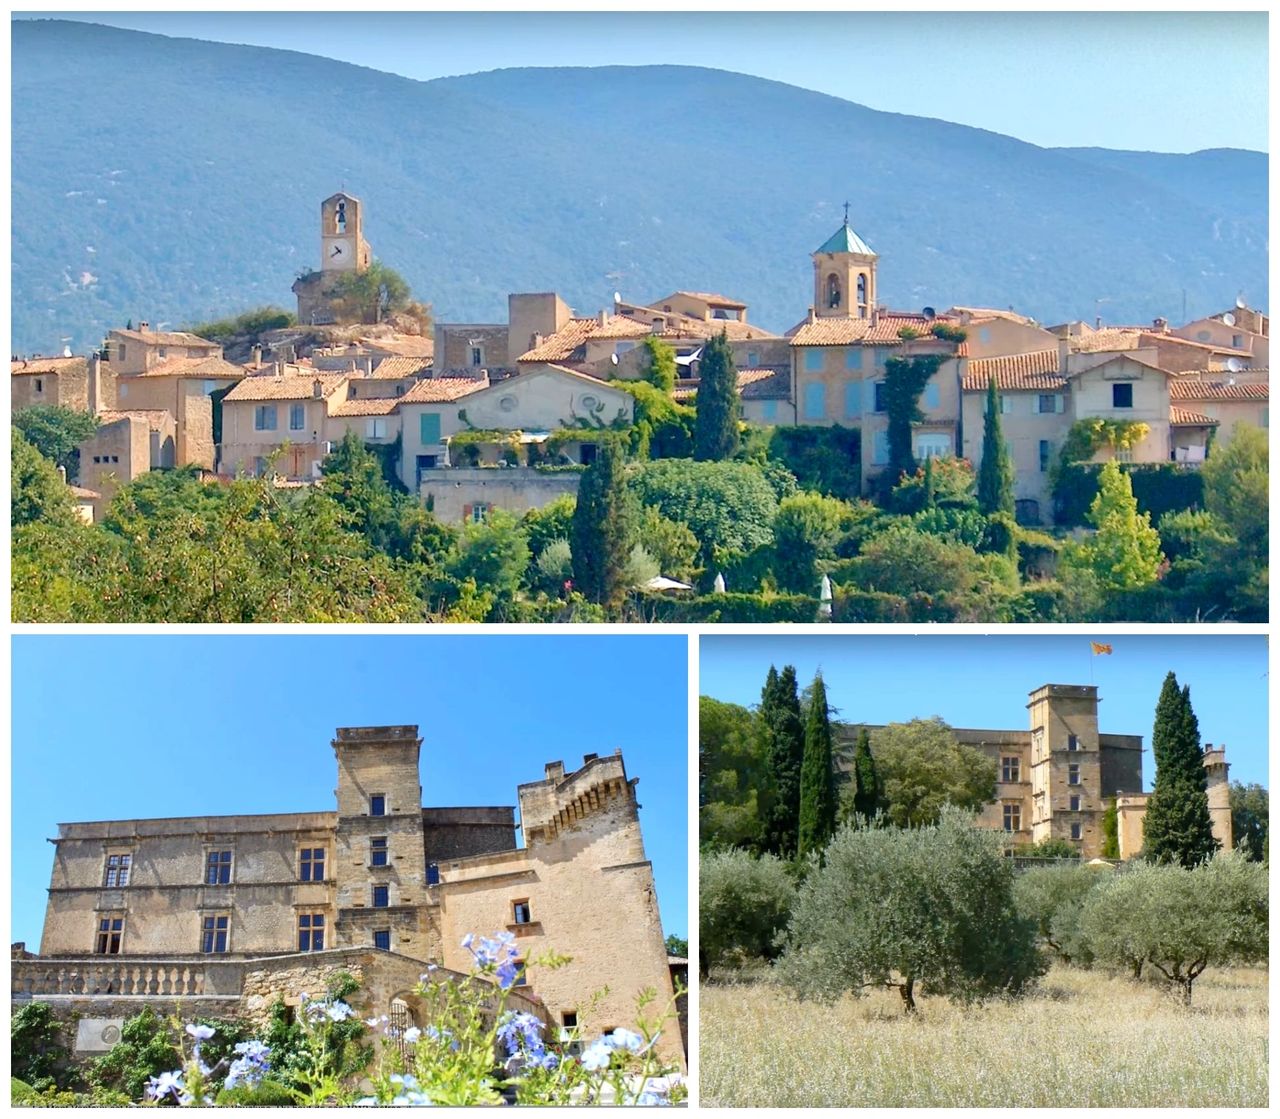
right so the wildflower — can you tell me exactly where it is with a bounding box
[636,1090,671,1107]
[146,1070,185,1101]
[390,1073,421,1090]
[233,1039,270,1062]
[609,1028,645,1054]
[185,1023,216,1041]
[496,1011,545,1057]
[403,1026,422,1044]
[581,1038,615,1072]
[495,957,521,989]
[325,1000,355,1022]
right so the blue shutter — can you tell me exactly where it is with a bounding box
[803,383,826,421]
[844,381,862,418]
[762,400,778,421]
[420,412,441,444]
[924,382,940,410]
[845,348,863,371]
[804,349,824,372]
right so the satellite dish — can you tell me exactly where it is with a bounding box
[1236,294,1248,310]
[610,353,619,365]
[1226,357,1244,373]
[613,291,622,306]
[1222,312,1236,327]
[922,306,936,320]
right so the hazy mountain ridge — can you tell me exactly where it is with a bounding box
[11,19,1267,353]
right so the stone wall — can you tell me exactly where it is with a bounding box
[420,467,581,523]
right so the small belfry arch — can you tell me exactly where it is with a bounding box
[826,273,843,310]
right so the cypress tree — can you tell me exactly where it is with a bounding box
[977,375,1015,516]
[570,435,629,607]
[851,727,885,822]
[798,672,838,857]
[1142,671,1218,867]
[692,329,740,461]
[760,665,805,858]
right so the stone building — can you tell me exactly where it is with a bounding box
[25,728,682,1068]
[293,192,376,325]
[836,683,1233,860]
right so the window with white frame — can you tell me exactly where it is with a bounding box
[367,418,388,439]
[96,915,124,954]
[104,852,132,888]
[254,405,277,431]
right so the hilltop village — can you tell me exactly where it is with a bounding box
[11,192,1269,622]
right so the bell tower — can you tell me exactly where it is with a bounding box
[321,192,372,275]
[812,206,878,319]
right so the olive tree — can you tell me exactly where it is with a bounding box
[1080,853,1267,1004]
[778,809,1045,1013]
[699,848,795,978]
[1013,862,1110,965]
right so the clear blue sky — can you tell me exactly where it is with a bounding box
[11,634,689,949]
[701,634,1268,789]
[23,11,1268,153]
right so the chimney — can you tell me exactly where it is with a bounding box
[544,761,565,782]
[808,307,817,324]
[1153,316,1168,333]
[137,321,150,333]
[312,378,324,399]
[57,465,67,483]
[251,344,263,366]
[365,356,374,377]
[598,310,609,327]
[650,319,663,335]
[274,360,285,377]
[1095,315,1102,330]
[88,353,103,414]
[1058,336,1070,374]
[583,752,599,764]
[531,332,544,350]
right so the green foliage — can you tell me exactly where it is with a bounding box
[629,458,778,567]
[1013,862,1109,964]
[446,509,530,616]
[215,1078,299,1107]
[640,335,677,392]
[887,455,976,516]
[846,728,886,824]
[12,405,100,476]
[571,435,631,607]
[612,379,695,459]
[1052,462,1204,528]
[881,354,944,483]
[1062,460,1162,592]
[871,718,997,828]
[12,430,78,528]
[1080,853,1268,1003]
[759,666,806,859]
[89,1007,182,1100]
[700,696,774,853]
[778,810,1046,1012]
[772,492,850,594]
[633,504,700,583]
[699,848,796,973]
[929,323,968,343]
[798,673,838,858]
[11,1003,69,1089]
[1229,782,1268,861]
[636,590,818,623]
[693,329,740,461]
[186,305,297,340]
[765,425,861,501]
[1101,797,1120,859]
[976,377,1015,516]
[328,260,412,324]
[665,933,689,958]
[521,494,576,559]
[1143,672,1218,867]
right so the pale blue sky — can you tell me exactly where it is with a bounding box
[19,11,1269,153]
[701,634,1268,788]
[11,634,689,950]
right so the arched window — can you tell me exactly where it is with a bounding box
[856,274,868,316]
[335,200,347,234]
[826,274,842,309]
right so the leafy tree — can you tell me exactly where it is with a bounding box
[871,718,996,828]
[759,666,806,858]
[329,260,411,324]
[1065,460,1162,592]
[12,430,78,527]
[664,934,689,958]
[889,455,977,516]
[1202,423,1267,564]
[1143,672,1217,867]
[12,405,100,477]
[633,504,699,583]
[1229,781,1268,862]
[846,728,886,824]
[622,542,660,588]
[1013,862,1109,964]
[772,492,849,594]
[798,673,838,858]
[779,810,1046,1013]
[571,435,630,606]
[699,848,795,976]
[11,1002,69,1090]
[186,305,296,341]
[1080,854,1267,1004]
[693,329,740,461]
[699,696,774,852]
[1101,797,1120,859]
[766,425,861,500]
[531,538,574,597]
[446,509,530,616]
[881,354,944,486]
[88,1007,182,1100]
[612,379,694,459]
[521,494,576,562]
[976,377,1015,516]
[640,335,677,392]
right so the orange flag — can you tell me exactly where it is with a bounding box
[1091,642,1113,655]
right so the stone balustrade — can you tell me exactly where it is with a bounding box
[13,957,246,1000]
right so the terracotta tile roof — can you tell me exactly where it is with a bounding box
[789,312,959,347]
[110,328,219,348]
[357,334,435,359]
[368,356,432,381]
[97,408,172,430]
[1145,333,1252,357]
[69,484,100,499]
[518,316,651,362]
[671,366,790,402]
[224,373,347,403]
[949,306,1037,326]
[1069,329,1143,353]
[1169,379,1269,402]
[1169,406,1219,426]
[11,355,86,376]
[657,318,779,342]
[962,350,1066,391]
[398,377,489,404]
[330,397,403,417]
[668,291,748,309]
[124,355,246,380]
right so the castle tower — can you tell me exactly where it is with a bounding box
[321,192,372,275]
[1027,684,1103,856]
[1202,744,1233,851]
[331,726,432,957]
[812,210,878,320]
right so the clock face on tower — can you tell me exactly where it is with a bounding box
[325,238,354,270]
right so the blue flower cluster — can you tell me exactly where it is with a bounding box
[301,995,355,1024]
[357,1072,432,1107]
[496,1010,558,1071]
[582,1027,649,1071]
[461,930,522,989]
[224,1039,272,1091]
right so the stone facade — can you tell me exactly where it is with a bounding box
[419,467,582,524]
[28,728,682,1069]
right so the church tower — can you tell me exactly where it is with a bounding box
[320,192,372,275]
[812,209,878,319]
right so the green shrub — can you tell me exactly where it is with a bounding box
[11,1003,69,1088]
[633,590,817,623]
[766,426,861,500]
[216,1078,298,1107]
[700,848,796,975]
[1052,463,1203,527]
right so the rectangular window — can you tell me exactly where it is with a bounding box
[979,327,992,345]
[1039,439,1051,473]
[370,836,388,867]
[803,349,823,373]
[1068,764,1081,786]
[104,853,131,888]
[924,382,940,410]
[34,377,43,393]
[372,885,390,908]
[470,503,489,524]
[158,346,167,359]
[872,429,890,466]
[426,863,440,886]
[419,413,441,445]
[761,399,778,421]
[374,930,391,951]
[1001,757,1020,783]
[370,794,386,817]
[201,915,229,954]
[96,916,123,955]
[1036,393,1056,414]
[470,347,484,367]
[300,848,325,882]
[512,900,532,925]
[1070,795,1081,812]
[289,403,305,431]
[844,381,862,418]
[1112,383,1134,408]
[873,381,887,413]
[1002,803,1021,833]
[512,957,528,986]
[1070,822,1083,841]
[845,348,863,371]
[205,850,232,885]
[874,348,887,370]
[366,418,387,439]
[747,350,759,367]
[119,344,126,362]
[298,913,325,952]
[803,382,826,420]
[1067,734,1079,751]
[254,404,277,431]
[915,434,951,460]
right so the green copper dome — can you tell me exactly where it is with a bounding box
[815,222,876,256]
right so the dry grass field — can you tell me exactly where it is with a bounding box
[699,965,1268,1107]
